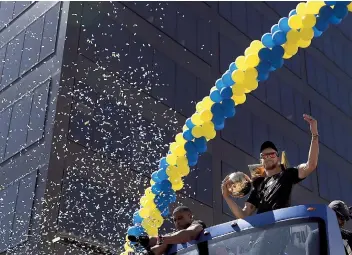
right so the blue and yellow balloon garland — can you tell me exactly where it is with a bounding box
[122,1,352,253]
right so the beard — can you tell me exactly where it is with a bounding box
[264,160,278,170]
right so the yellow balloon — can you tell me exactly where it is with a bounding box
[202,121,215,133]
[124,243,134,251]
[121,251,129,255]
[172,179,184,191]
[191,113,203,126]
[231,69,245,83]
[174,145,186,157]
[302,15,316,28]
[288,15,303,30]
[205,129,216,140]
[283,52,293,59]
[179,165,190,177]
[232,84,245,96]
[182,125,188,132]
[235,56,247,71]
[170,142,177,152]
[300,28,314,41]
[202,96,214,110]
[191,126,203,138]
[150,179,155,186]
[200,110,213,122]
[150,208,161,219]
[232,94,246,105]
[166,153,177,165]
[245,68,258,79]
[296,2,307,16]
[145,187,154,197]
[306,1,323,14]
[166,165,180,178]
[175,133,186,145]
[297,39,311,48]
[176,156,188,167]
[250,40,265,51]
[244,79,258,91]
[245,54,260,68]
[284,43,298,56]
[286,29,301,44]
[348,3,352,12]
[244,47,252,56]
[139,207,151,218]
[196,101,204,112]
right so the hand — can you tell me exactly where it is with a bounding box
[303,114,318,135]
[221,175,231,198]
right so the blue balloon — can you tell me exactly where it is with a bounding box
[183,129,194,141]
[278,17,290,32]
[272,58,284,69]
[319,6,334,20]
[212,114,225,125]
[211,103,225,117]
[157,169,169,181]
[151,171,161,183]
[194,137,207,153]
[313,26,323,37]
[258,48,272,62]
[159,157,168,169]
[161,207,170,217]
[222,71,234,87]
[324,1,336,5]
[210,89,222,103]
[222,98,235,110]
[187,152,198,166]
[257,61,271,73]
[329,15,342,24]
[160,180,172,191]
[272,45,285,59]
[223,107,236,118]
[333,4,348,19]
[315,18,329,32]
[220,87,233,99]
[151,183,162,195]
[336,1,351,6]
[257,71,269,81]
[185,118,195,129]
[215,121,225,131]
[261,33,275,48]
[269,65,276,72]
[133,212,143,224]
[271,24,280,34]
[215,78,225,90]
[128,226,145,237]
[289,10,297,17]
[272,31,287,46]
[229,62,237,72]
[184,141,197,154]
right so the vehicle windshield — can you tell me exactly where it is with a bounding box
[171,221,322,255]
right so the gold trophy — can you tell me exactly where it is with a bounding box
[226,172,252,198]
[225,151,289,198]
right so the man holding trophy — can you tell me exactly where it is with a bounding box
[221,114,319,254]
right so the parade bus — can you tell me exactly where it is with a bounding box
[166,204,345,255]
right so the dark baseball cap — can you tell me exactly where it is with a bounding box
[329,200,352,221]
[260,141,278,153]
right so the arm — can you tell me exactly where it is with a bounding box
[221,176,256,219]
[162,223,203,245]
[298,114,319,179]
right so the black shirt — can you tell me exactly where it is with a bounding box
[247,165,304,214]
[341,229,352,254]
[191,219,206,229]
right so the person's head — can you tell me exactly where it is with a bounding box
[172,206,193,230]
[329,200,352,228]
[260,141,280,171]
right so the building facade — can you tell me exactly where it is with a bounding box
[0,1,351,254]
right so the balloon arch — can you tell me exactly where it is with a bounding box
[123,1,352,253]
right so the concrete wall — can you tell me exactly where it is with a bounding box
[1,1,352,254]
